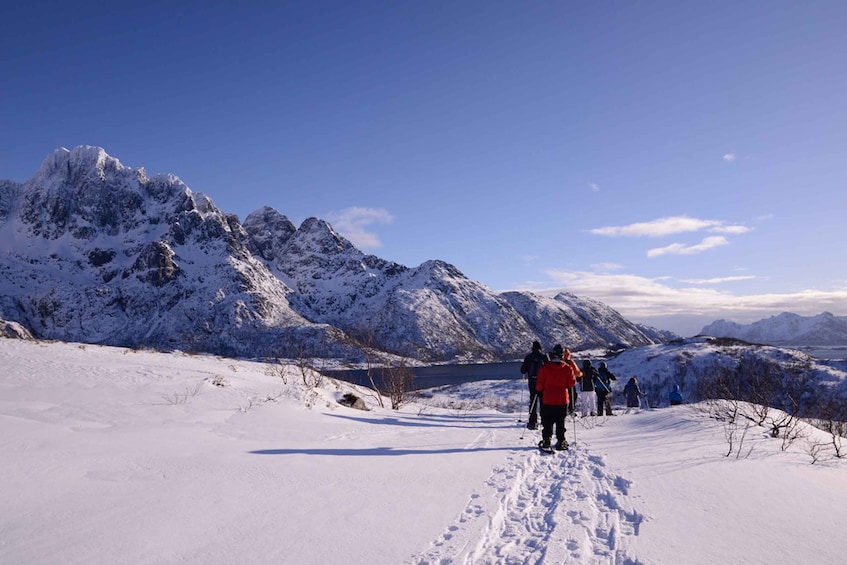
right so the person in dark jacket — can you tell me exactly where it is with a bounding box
[623,377,643,409]
[594,362,617,416]
[520,341,548,429]
[579,360,599,417]
[536,344,577,450]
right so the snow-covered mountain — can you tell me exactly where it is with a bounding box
[0,146,671,361]
[242,206,669,359]
[700,312,847,346]
[0,146,329,359]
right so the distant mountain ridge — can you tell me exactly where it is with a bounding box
[700,312,847,346]
[0,146,673,361]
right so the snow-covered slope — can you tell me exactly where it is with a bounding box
[599,336,847,415]
[700,312,847,346]
[1,146,673,361]
[2,337,846,565]
[501,290,669,352]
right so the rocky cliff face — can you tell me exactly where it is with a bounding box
[0,146,672,361]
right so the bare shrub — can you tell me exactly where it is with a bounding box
[577,415,608,430]
[767,411,806,451]
[161,382,202,405]
[382,362,415,410]
[806,438,831,465]
[265,358,289,385]
[725,417,755,459]
[238,391,285,413]
[694,355,820,455]
[339,326,386,408]
[811,396,847,459]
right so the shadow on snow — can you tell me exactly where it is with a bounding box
[248,445,529,457]
[322,412,519,429]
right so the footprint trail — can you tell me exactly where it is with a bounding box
[408,442,646,565]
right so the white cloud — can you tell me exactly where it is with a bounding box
[534,269,847,326]
[723,153,737,162]
[591,215,737,238]
[590,216,751,258]
[647,236,729,258]
[710,224,752,235]
[590,262,623,273]
[325,207,394,249]
[679,275,756,284]
[590,183,600,192]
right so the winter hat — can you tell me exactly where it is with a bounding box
[549,344,564,358]
[599,362,607,370]
[582,360,592,368]
[532,340,542,352]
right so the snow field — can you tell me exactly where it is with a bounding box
[2,338,846,565]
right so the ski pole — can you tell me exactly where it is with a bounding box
[518,377,526,422]
[520,395,539,440]
[572,409,577,446]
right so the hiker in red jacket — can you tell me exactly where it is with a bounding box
[536,344,578,451]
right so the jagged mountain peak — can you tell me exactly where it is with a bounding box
[34,146,136,186]
[39,145,111,170]
[2,146,674,362]
[293,217,356,254]
[243,206,297,262]
[16,146,234,243]
[416,259,465,278]
[245,206,294,229]
[30,145,215,210]
[243,211,356,262]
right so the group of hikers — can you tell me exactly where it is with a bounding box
[519,340,656,452]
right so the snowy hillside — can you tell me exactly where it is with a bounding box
[0,146,670,362]
[2,337,846,564]
[600,336,847,420]
[700,312,847,346]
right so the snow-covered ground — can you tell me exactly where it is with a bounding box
[2,338,845,564]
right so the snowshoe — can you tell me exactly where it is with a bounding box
[538,440,554,454]
[554,441,569,451]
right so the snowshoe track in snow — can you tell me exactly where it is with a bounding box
[409,443,645,564]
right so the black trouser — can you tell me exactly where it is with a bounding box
[596,391,613,415]
[527,378,540,427]
[541,404,567,444]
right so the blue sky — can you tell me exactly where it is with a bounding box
[2,1,846,336]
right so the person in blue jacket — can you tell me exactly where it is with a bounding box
[594,362,617,416]
[669,384,684,406]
